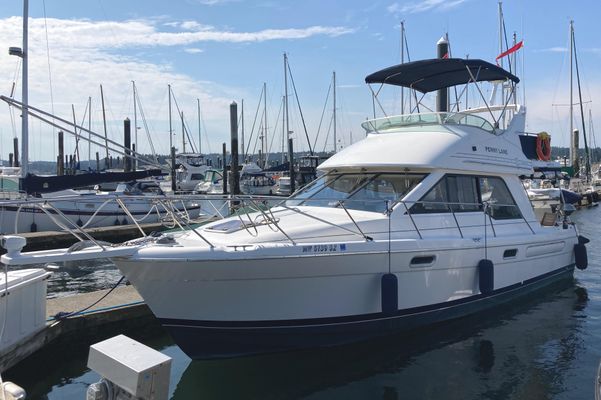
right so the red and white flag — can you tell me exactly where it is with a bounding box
[496,40,523,64]
[441,52,449,59]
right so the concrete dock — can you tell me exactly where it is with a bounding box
[0,285,154,373]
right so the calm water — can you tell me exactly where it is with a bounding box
[5,207,601,399]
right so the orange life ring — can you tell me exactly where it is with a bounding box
[536,132,551,161]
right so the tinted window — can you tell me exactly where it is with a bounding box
[287,173,426,212]
[346,174,424,212]
[480,177,522,219]
[412,175,480,213]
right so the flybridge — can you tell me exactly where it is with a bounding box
[365,58,522,134]
[365,58,519,93]
[361,112,495,134]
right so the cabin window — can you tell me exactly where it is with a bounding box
[190,174,205,181]
[287,173,426,212]
[346,174,424,212]
[479,177,522,220]
[411,175,521,219]
[298,174,372,208]
[411,175,480,213]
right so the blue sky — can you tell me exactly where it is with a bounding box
[0,0,600,162]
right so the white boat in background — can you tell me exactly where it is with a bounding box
[275,176,292,196]
[0,167,21,194]
[194,169,224,195]
[238,163,277,195]
[3,58,588,359]
[175,153,211,192]
[0,181,201,234]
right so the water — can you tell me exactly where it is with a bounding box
[4,207,601,399]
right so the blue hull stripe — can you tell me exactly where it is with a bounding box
[158,264,574,359]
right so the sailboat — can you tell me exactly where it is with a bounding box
[0,2,201,234]
[562,20,598,206]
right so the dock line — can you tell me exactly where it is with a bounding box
[46,300,145,322]
[51,276,125,320]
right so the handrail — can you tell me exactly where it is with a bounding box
[0,192,541,253]
[246,197,296,245]
[115,198,146,237]
[337,200,372,242]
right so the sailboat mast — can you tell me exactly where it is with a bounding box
[573,23,591,180]
[333,71,337,153]
[197,98,202,154]
[181,111,186,153]
[21,0,29,178]
[284,53,290,162]
[281,95,285,164]
[498,2,504,70]
[100,84,109,168]
[88,96,91,166]
[400,20,405,115]
[133,81,137,155]
[569,20,574,167]
[263,82,267,168]
[168,84,173,152]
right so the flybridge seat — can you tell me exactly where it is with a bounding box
[365,58,520,92]
[361,112,495,134]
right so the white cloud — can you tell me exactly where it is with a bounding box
[180,21,212,31]
[191,0,238,5]
[184,48,204,54]
[0,16,355,160]
[0,17,354,53]
[534,47,568,53]
[165,20,214,31]
[388,0,467,15]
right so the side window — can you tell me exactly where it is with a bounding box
[411,175,479,213]
[346,174,425,212]
[412,177,450,213]
[446,175,480,212]
[479,177,522,220]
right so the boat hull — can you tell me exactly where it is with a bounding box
[158,264,573,359]
[115,233,577,359]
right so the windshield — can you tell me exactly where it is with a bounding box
[287,172,426,213]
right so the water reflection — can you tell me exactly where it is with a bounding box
[3,321,170,400]
[172,282,584,400]
[2,279,589,399]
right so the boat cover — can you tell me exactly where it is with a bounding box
[365,58,519,93]
[20,169,166,194]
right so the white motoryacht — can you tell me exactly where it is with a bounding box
[175,153,211,192]
[2,58,588,359]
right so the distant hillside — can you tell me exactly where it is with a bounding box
[551,147,601,162]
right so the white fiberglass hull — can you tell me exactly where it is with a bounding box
[115,233,578,359]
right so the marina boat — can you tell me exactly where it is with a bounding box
[194,169,224,194]
[238,163,277,195]
[175,153,211,192]
[3,58,588,359]
[275,176,292,196]
[0,181,202,234]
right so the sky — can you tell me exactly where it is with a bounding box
[0,0,600,162]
